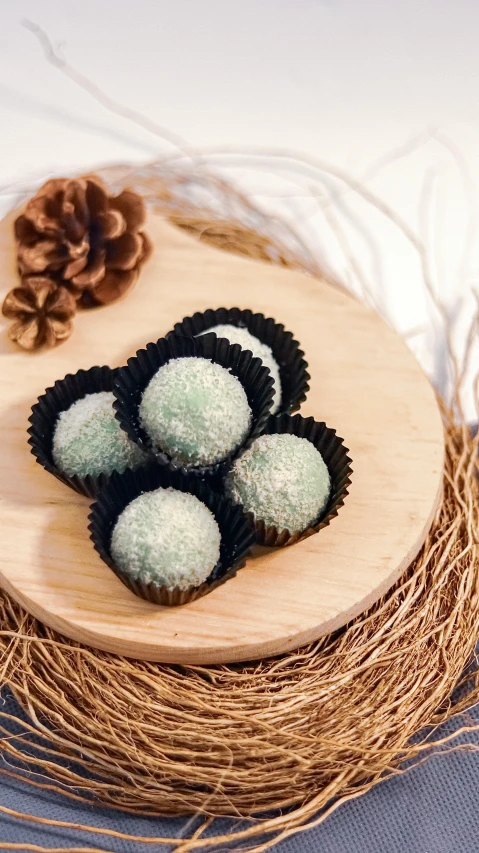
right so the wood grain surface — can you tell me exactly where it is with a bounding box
[0,211,444,663]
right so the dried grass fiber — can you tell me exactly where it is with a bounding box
[0,167,478,853]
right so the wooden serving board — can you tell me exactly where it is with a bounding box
[0,211,444,664]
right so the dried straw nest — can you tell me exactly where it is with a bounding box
[0,167,478,853]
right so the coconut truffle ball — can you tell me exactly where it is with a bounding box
[110,488,221,590]
[139,357,252,468]
[52,391,146,479]
[226,433,330,533]
[200,324,282,414]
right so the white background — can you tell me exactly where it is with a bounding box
[1,0,478,411]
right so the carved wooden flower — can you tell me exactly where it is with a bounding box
[14,175,152,307]
[2,276,77,350]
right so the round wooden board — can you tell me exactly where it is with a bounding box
[0,211,444,664]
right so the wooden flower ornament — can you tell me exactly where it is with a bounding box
[2,175,152,350]
[2,276,76,351]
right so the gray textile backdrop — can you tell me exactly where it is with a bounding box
[0,688,478,851]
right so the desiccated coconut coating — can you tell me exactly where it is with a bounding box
[226,433,330,533]
[52,391,146,479]
[200,324,282,414]
[139,357,252,468]
[110,488,221,590]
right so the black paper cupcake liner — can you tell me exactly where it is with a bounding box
[28,365,148,498]
[224,412,352,547]
[113,333,275,477]
[88,465,255,605]
[170,307,310,414]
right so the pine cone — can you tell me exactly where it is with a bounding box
[14,175,152,307]
[2,275,77,350]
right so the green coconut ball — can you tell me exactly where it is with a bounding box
[110,488,221,590]
[226,433,330,533]
[52,391,146,479]
[200,324,282,414]
[139,357,252,468]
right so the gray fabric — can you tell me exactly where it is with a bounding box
[0,690,478,851]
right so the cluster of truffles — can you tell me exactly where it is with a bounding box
[33,310,343,603]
